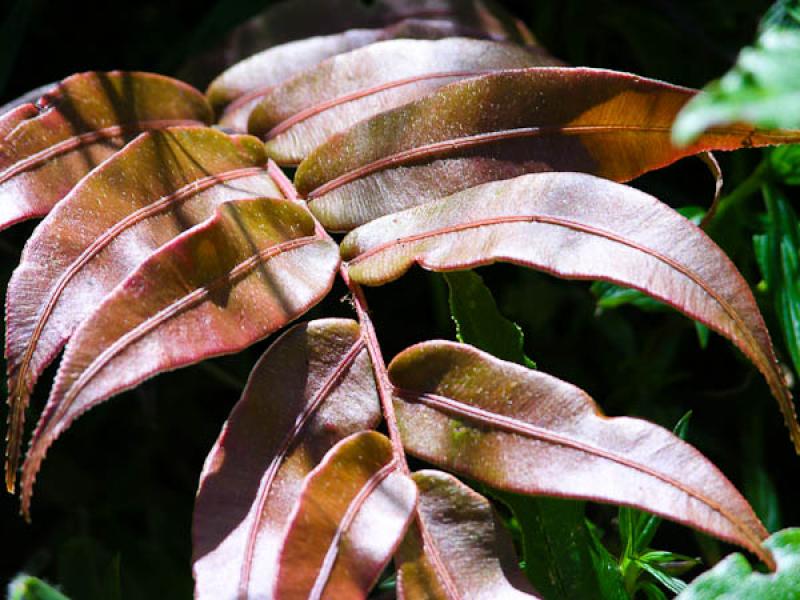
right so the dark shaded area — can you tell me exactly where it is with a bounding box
[2,0,796,598]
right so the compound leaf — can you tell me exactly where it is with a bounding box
[21,197,339,515]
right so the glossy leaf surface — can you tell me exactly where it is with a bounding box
[677,528,800,599]
[21,197,340,515]
[396,470,538,599]
[193,319,380,599]
[276,431,416,600]
[212,19,488,132]
[5,127,279,491]
[388,341,773,565]
[343,172,799,450]
[251,38,555,164]
[205,0,536,127]
[299,67,800,231]
[0,71,212,231]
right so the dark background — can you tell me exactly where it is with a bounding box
[1,1,794,598]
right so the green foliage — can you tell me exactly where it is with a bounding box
[7,575,70,600]
[677,528,800,599]
[673,0,800,144]
[754,184,800,378]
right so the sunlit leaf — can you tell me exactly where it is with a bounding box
[193,318,380,599]
[388,340,773,565]
[677,528,800,599]
[344,172,798,448]
[673,2,800,145]
[251,37,556,163]
[298,67,800,231]
[4,126,280,492]
[396,470,538,599]
[275,431,416,599]
[7,575,70,600]
[20,197,340,515]
[0,71,212,231]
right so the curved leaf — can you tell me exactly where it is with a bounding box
[0,71,212,231]
[396,470,538,600]
[677,528,800,599]
[193,318,380,599]
[211,19,490,132]
[388,340,774,567]
[250,37,556,164]
[184,0,535,89]
[5,126,279,492]
[298,67,800,231]
[343,172,799,450]
[275,431,416,600]
[20,197,340,515]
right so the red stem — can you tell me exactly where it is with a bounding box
[268,160,409,472]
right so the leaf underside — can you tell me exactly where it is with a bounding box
[388,340,773,566]
[275,431,416,600]
[0,71,212,231]
[5,126,279,492]
[396,470,539,600]
[193,319,380,599]
[250,37,558,164]
[20,197,340,515]
[343,172,799,451]
[297,67,800,231]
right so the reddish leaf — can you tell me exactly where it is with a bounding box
[275,431,416,600]
[0,71,212,231]
[297,67,800,231]
[342,172,799,451]
[20,197,339,515]
[182,0,536,88]
[211,19,490,133]
[193,319,380,599]
[250,38,556,165]
[397,470,538,600]
[388,340,774,567]
[4,127,279,492]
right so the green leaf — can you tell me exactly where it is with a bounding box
[673,0,800,144]
[768,144,800,184]
[586,521,630,600]
[677,528,800,598]
[444,270,535,368]
[8,575,70,600]
[753,184,800,378]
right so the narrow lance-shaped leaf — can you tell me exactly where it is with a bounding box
[5,127,280,492]
[444,269,610,599]
[0,71,212,230]
[20,197,340,515]
[212,19,494,133]
[193,319,380,600]
[298,67,800,231]
[275,431,416,600]
[388,340,774,567]
[344,172,800,451]
[204,0,537,126]
[250,37,557,164]
[396,470,539,599]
